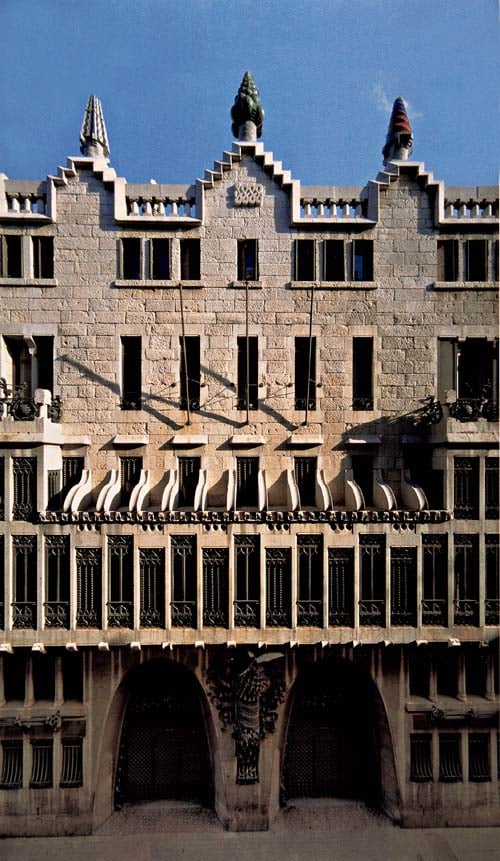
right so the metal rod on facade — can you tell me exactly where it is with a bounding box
[245,278,250,426]
[179,282,191,426]
[304,283,314,426]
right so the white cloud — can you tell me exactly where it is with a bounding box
[372,80,423,119]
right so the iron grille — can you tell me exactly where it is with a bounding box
[47,469,61,510]
[139,548,165,627]
[410,734,433,782]
[439,734,462,782]
[30,740,53,788]
[266,548,291,627]
[0,741,23,789]
[120,457,142,508]
[62,457,84,500]
[297,536,323,626]
[359,535,385,626]
[328,548,354,626]
[12,456,36,521]
[236,457,259,508]
[454,457,479,519]
[202,548,228,626]
[485,535,499,625]
[294,457,316,508]
[390,547,417,626]
[76,548,101,627]
[171,536,196,627]
[422,535,448,626]
[0,456,4,520]
[44,535,70,628]
[108,536,133,627]
[12,535,36,629]
[234,535,260,627]
[454,534,479,625]
[60,738,83,788]
[485,458,499,519]
[178,457,200,508]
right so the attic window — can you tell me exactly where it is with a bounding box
[237,239,258,281]
[121,238,141,280]
[150,238,170,280]
[32,237,54,279]
[353,240,373,281]
[465,239,487,281]
[0,235,22,278]
[437,240,459,281]
[294,239,315,281]
[323,240,345,281]
[180,239,200,281]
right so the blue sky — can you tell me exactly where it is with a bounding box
[0,0,498,187]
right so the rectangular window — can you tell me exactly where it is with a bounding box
[485,535,499,626]
[76,548,101,628]
[60,738,83,788]
[0,535,3,629]
[178,457,201,508]
[32,653,55,701]
[323,239,345,281]
[353,240,373,281]
[61,457,84,502]
[351,455,373,506]
[120,456,142,507]
[437,239,459,281]
[409,651,430,698]
[359,535,385,626]
[485,458,499,519]
[3,651,27,701]
[436,648,459,697]
[179,336,201,410]
[0,741,23,789]
[62,652,83,702]
[234,535,260,627]
[107,536,133,628]
[139,547,165,628]
[4,336,32,395]
[202,548,228,627]
[294,456,317,508]
[456,339,498,403]
[422,535,448,625]
[297,535,323,626]
[171,535,196,627]
[0,457,4,521]
[493,239,499,281]
[328,548,354,626]
[266,548,291,627]
[12,456,37,521]
[236,457,259,508]
[352,337,374,410]
[410,735,433,782]
[454,534,479,625]
[469,734,490,782]
[295,336,316,410]
[180,238,200,281]
[34,335,54,393]
[237,239,258,281]
[45,535,70,629]
[32,236,54,279]
[294,239,315,281]
[454,457,479,519]
[12,536,37,629]
[30,740,53,789]
[464,649,487,697]
[465,239,487,281]
[237,336,258,410]
[120,336,142,410]
[150,238,170,280]
[121,238,141,280]
[0,235,22,278]
[439,734,462,782]
[390,547,417,626]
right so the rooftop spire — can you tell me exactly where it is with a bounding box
[80,95,110,158]
[231,72,264,141]
[382,96,413,165]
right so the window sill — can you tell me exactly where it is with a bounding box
[432,280,498,291]
[229,280,262,289]
[113,279,203,289]
[289,280,376,290]
[0,278,57,287]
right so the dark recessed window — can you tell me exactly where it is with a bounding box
[352,337,373,410]
[0,235,22,278]
[62,651,84,702]
[294,239,315,281]
[294,457,317,508]
[119,457,142,507]
[60,738,83,788]
[237,239,258,280]
[178,457,201,508]
[353,240,373,281]
[30,740,53,789]
[410,734,433,782]
[179,336,201,410]
[180,239,200,280]
[236,457,259,508]
[469,734,490,782]
[237,336,258,410]
[294,336,316,410]
[323,239,345,281]
[121,238,141,280]
[32,652,55,701]
[439,734,462,782]
[437,239,459,281]
[3,651,27,701]
[33,237,54,279]
[351,455,373,506]
[150,238,170,280]
[409,651,430,698]
[120,336,142,410]
[465,239,487,281]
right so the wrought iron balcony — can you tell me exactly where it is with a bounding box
[266,607,291,627]
[107,601,133,628]
[44,601,69,628]
[359,599,385,626]
[0,380,61,422]
[485,598,499,626]
[203,607,227,627]
[120,391,142,411]
[171,600,196,627]
[352,397,373,411]
[12,601,36,629]
[234,599,259,627]
[76,607,100,628]
[328,607,354,627]
[422,598,448,626]
[297,600,323,626]
[139,606,164,628]
[390,608,417,627]
[454,599,479,626]
[447,397,498,422]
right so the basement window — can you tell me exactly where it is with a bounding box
[0,235,22,278]
[237,239,258,281]
[352,337,373,410]
[121,238,141,280]
[150,238,170,280]
[180,239,200,280]
[439,734,462,782]
[437,240,459,281]
[353,240,373,281]
[465,239,487,281]
[237,336,258,410]
[410,734,433,782]
[30,740,53,789]
[120,336,142,410]
[469,734,490,782]
[32,236,54,279]
[294,336,316,410]
[179,336,201,410]
[323,239,345,281]
[294,239,315,281]
[0,741,23,789]
[60,738,83,788]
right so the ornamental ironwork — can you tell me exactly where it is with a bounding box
[390,547,417,626]
[76,547,101,628]
[139,547,164,627]
[12,535,36,628]
[422,535,448,625]
[454,458,479,520]
[328,548,354,626]
[266,548,291,627]
[234,535,260,627]
[171,535,196,626]
[206,648,285,785]
[202,548,228,627]
[13,457,37,521]
[108,535,133,627]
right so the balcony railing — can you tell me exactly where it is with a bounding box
[422,598,447,626]
[44,601,69,629]
[0,381,61,422]
[12,601,36,629]
[234,600,259,627]
[359,599,385,626]
[328,607,354,627]
[266,607,291,627]
[297,599,323,626]
[76,607,100,628]
[203,607,227,627]
[454,599,479,626]
[448,398,498,423]
[485,598,499,626]
[391,608,417,627]
[171,600,196,627]
[139,606,164,627]
[107,601,133,628]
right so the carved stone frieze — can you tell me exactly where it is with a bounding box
[234,182,265,207]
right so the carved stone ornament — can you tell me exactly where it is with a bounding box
[234,182,265,207]
[206,648,285,784]
[0,711,63,732]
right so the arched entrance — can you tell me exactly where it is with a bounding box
[283,659,381,804]
[114,660,212,807]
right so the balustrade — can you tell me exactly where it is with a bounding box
[125,195,196,218]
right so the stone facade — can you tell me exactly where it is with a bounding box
[0,90,498,835]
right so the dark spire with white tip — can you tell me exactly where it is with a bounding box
[382,96,413,165]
